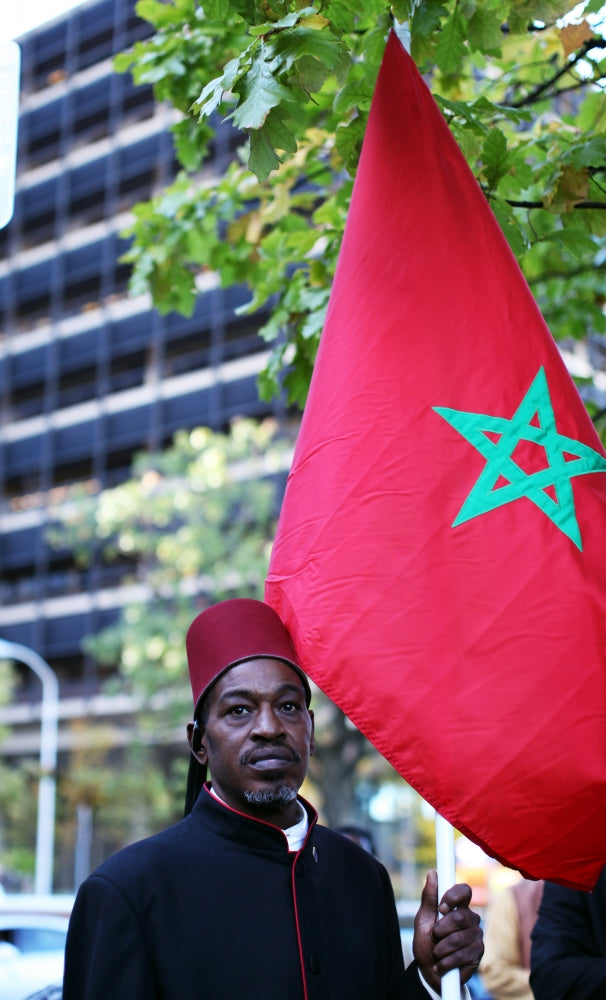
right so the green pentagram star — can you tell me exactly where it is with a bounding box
[433,367,606,550]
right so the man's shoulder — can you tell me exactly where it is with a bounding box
[87,814,200,887]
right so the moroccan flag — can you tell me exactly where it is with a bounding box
[265,31,606,890]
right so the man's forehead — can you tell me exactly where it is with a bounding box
[215,657,307,697]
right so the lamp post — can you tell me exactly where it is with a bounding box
[0,41,20,230]
[0,638,59,895]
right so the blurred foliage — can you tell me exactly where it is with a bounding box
[41,418,291,877]
[54,726,184,880]
[0,760,38,887]
[0,660,34,886]
[0,659,16,739]
[116,0,606,406]
[47,418,288,729]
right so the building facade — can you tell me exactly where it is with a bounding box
[0,0,278,709]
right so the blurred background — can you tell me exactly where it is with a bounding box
[1,2,605,996]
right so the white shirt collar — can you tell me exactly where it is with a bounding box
[284,803,308,852]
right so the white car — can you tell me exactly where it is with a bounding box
[0,894,73,1000]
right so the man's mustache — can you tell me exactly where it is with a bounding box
[240,744,301,766]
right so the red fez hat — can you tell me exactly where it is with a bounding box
[186,598,311,711]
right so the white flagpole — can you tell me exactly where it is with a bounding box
[435,811,460,1000]
[397,20,462,991]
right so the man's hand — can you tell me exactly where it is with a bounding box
[412,869,484,993]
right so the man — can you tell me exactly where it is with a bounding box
[63,598,483,1000]
[530,865,606,999]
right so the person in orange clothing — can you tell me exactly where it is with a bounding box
[481,878,543,1000]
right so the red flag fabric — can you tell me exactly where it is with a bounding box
[265,31,606,890]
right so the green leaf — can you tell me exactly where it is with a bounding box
[202,0,231,17]
[283,354,315,408]
[185,226,211,263]
[262,105,297,151]
[248,127,280,179]
[248,8,320,35]
[491,201,529,259]
[550,227,598,259]
[300,292,329,339]
[435,10,467,76]
[411,0,448,39]
[577,90,606,132]
[482,127,510,190]
[257,364,279,402]
[504,148,534,189]
[150,266,198,316]
[467,6,504,56]
[232,49,292,130]
[333,73,374,115]
[569,137,606,170]
[171,117,213,171]
[334,115,367,174]
[227,0,258,23]
[323,0,356,32]
[272,26,350,79]
[391,0,417,21]
[476,99,532,128]
[296,53,330,93]
[363,21,393,68]
[248,106,299,179]
[114,50,136,73]
[193,55,243,118]
[136,0,182,29]
[436,95,488,134]
[508,1,575,34]
[135,53,188,84]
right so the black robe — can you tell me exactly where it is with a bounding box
[63,785,430,1000]
[530,865,606,999]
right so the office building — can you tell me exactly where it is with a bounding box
[0,0,279,752]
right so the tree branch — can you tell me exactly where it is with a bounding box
[509,37,606,109]
[504,199,606,210]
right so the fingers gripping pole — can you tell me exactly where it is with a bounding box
[435,812,460,1000]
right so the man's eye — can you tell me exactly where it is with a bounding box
[281,701,299,712]
[228,705,249,716]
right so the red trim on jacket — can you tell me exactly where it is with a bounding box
[202,782,318,1000]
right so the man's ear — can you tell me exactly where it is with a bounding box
[186,720,207,763]
[309,709,316,757]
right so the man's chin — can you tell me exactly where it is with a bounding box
[243,783,298,807]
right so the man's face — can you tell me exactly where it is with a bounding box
[188,657,315,828]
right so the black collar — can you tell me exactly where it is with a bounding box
[189,783,318,857]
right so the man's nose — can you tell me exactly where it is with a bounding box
[251,704,285,739]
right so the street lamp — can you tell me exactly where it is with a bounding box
[0,638,59,895]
